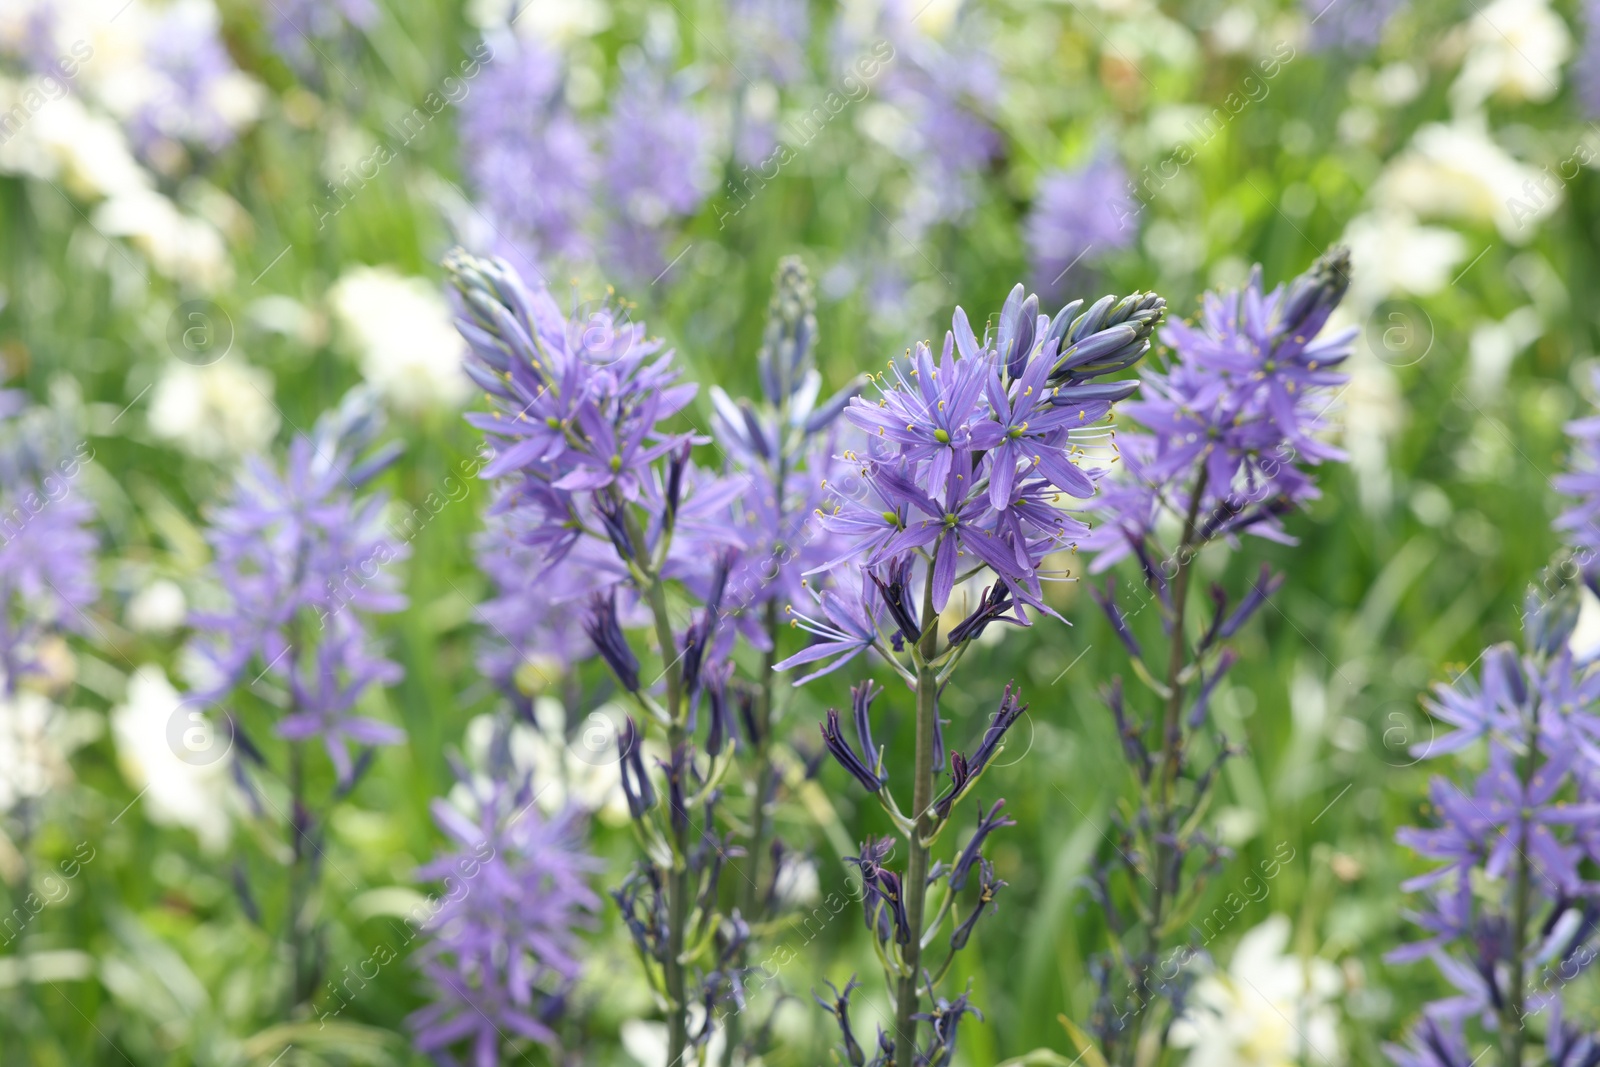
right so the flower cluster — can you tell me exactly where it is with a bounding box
[711,256,861,641]
[0,388,97,697]
[459,37,711,283]
[786,278,1164,1063]
[1077,251,1354,1062]
[780,283,1164,685]
[1387,393,1600,1063]
[452,249,847,1064]
[836,0,1004,236]
[1026,150,1141,296]
[1388,589,1600,1063]
[187,387,408,783]
[1085,248,1354,572]
[410,717,601,1064]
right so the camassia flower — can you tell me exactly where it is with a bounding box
[791,278,1162,1065]
[409,717,601,1063]
[778,282,1163,681]
[1075,253,1354,1066]
[1084,248,1355,571]
[187,387,407,782]
[0,388,98,695]
[1392,584,1600,1059]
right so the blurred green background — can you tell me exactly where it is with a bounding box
[1,0,1595,1062]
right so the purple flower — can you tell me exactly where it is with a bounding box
[1392,590,1600,1053]
[732,0,811,85]
[1383,1017,1475,1067]
[409,721,601,1064]
[187,388,407,781]
[1084,249,1355,571]
[836,0,1003,233]
[473,498,631,685]
[774,281,1160,676]
[1027,151,1140,294]
[130,3,254,160]
[777,578,885,684]
[459,37,597,264]
[1555,372,1600,559]
[267,0,376,74]
[1580,0,1600,118]
[0,391,98,694]
[1304,0,1407,51]
[600,63,712,281]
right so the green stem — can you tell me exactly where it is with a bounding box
[1123,472,1206,1065]
[894,574,941,1057]
[1502,708,1541,1067]
[287,740,309,1014]
[644,573,692,1066]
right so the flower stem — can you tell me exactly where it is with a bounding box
[1125,471,1206,1063]
[645,573,692,1066]
[286,739,310,1014]
[1502,707,1541,1067]
[894,574,941,1056]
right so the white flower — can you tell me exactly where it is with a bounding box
[328,266,470,413]
[94,190,232,291]
[1466,306,1544,401]
[1341,209,1468,310]
[504,0,612,40]
[1452,0,1570,110]
[0,68,233,291]
[111,665,233,851]
[147,358,281,461]
[1376,116,1559,240]
[459,707,628,824]
[0,689,70,815]
[774,854,821,907]
[126,579,187,634]
[623,1004,726,1067]
[1170,915,1344,1067]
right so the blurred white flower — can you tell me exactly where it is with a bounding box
[461,706,628,824]
[623,1004,726,1067]
[1376,116,1558,240]
[1452,0,1569,110]
[329,266,471,413]
[111,665,233,851]
[0,689,70,815]
[7,89,150,199]
[147,358,281,461]
[1341,209,1468,309]
[1170,915,1344,1067]
[1343,335,1407,513]
[774,854,821,907]
[1466,305,1544,401]
[95,190,232,291]
[126,579,187,634]
[504,0,612,40]
[0,74,232,291]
